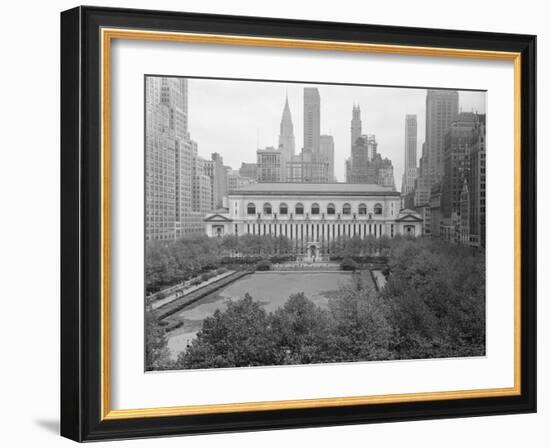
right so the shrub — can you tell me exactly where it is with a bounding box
[221,256,262,265]
[190,278,201,286]
[256,259,272,271]
[269,255,297,263]
[155,291,167,301]
[201,271,218,282]
[200,263,219,273]
[341,258,359,271]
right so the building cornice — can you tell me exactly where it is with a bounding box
[228,190,401,197]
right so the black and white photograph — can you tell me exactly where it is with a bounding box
[0,0,542,443]
[144,76,487,371]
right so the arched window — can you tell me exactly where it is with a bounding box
[327,203,336,215]
[247,203,256,215]
[374,203,383,215]
[342,203,352,215]
[263,203,272,215]
[279,203,288,215]
[311,203,320,215]
[295,203,304,215]
[358,203,367,215]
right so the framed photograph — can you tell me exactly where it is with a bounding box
[60,6,536,441]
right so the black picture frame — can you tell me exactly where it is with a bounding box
[61,5,536,442]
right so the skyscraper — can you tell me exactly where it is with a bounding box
[402,114,418,194]
[278,94,295,181]
[467,115,486,248]
[192,154,213,216]
[378,162,396,190]
[459,179,470,245]
[346,105,395,189]
[414,146,430,207]
[145,77,176,240]
[303,88,320,155]
[286,87,330,183]
[145,77,194,240]
[257,147,282,182]
[345,158,351,183]
[440,112,479,239]
[210,152,228,209]
[319,135,335,182]
[425,90,459,186]
[351,104,362,148]
[349,134,377,182]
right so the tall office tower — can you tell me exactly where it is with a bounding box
[188,141,212,235]
[175,137,194,237]
[192,155,213,215]
[257,147,282,182]
[202,160,215,210]
[402,114,418,194]
[441,112,479,233]
[319,135,335,181]
[239,162,258,181]
[428,181,442,237]
[349,135,372,183]
[285,87,326,183]
[210,153,228,209]
[278,94,296,181]
[145,77,176,240]
[414,146,430,206]
[425,89,459,186]
[303,88,321,155]
[161,78,192,237]
[287,154,304,183]
[145,76,192,240]
[378,160,396,190]
[351,104,362,148]
[224,165,232,197]
[404,115,418,169]
[349,134,378,183]
[286,151,329,183]
[345,158,351,183]
[468,115,486,248]
[459,179,471,245]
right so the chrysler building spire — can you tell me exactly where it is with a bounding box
[279,93,296,160]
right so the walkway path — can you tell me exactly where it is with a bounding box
[156,271,251,321]
[151,270,235,310]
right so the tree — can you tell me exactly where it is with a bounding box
[169,237,485,368]
[360,235,376,255]
[326,273,394,362]
[145,306,171,370]
[145,241,177,292]
[177,294,279,369]
[382,237,485,359]
[220,234,240,255]
[270,293,331,365]
[274,235,292,254]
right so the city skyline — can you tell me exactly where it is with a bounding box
[187,78,486,190]
[145,76,488,372]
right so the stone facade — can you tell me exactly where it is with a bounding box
[204,183,422,249]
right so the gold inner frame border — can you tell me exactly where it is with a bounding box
[99,27,522,421]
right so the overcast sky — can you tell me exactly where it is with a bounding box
[187,78,486,190]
